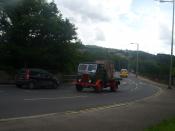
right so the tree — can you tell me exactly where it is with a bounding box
[0,0,78,73]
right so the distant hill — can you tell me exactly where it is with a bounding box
[78,44,174,84]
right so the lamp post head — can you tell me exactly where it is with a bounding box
[130,43,139,46]
[155,0,174,2]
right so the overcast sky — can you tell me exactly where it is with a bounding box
[52,0,173,55]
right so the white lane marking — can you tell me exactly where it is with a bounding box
[130,83,139,92]
[127,79,133,83]
[0,85,162,122]
[24,95,88,101]
[139,82,144,85]
[65,103,128,115]
[0,113,58,122]
[65,86,162,115]
[136,83,138,87]
[122,82,127,85]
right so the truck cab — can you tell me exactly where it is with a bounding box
[76,61,119,92]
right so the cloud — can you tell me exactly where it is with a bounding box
[156,8,172,46]
[95,28,105,41]
[54,0,133,43]
[53,0,172,54]
[159,23,171,42]
[56,0,109,22]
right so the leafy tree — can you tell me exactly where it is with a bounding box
[0,0,78,73]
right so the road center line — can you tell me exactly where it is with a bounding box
[66,86,162,115]
[24,95,88,101]
[130,83,139,92]
[0,84,162,122]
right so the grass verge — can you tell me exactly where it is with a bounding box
[145,117,175,131]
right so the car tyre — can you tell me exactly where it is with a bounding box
[28,82,35,89]
[52,82,58,89]
[16,84,22,88]
[76,85,83,92]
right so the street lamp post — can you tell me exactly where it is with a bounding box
[130,43,139,78]
[157,0,174,89]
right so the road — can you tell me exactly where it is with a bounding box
[0,73,159,120]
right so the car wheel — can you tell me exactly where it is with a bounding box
[16,84,22,88]
[52,82,58,89]
[28,82,35,89]
[76,85,83,92]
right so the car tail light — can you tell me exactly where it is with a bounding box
[25,69,30,80]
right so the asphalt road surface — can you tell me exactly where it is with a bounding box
[0,73,159,120]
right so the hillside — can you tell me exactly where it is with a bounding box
[78,45,174,83]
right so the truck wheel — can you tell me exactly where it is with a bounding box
[76,85,83,92]
[95,81,103,93]
[95,87,102,93]
[110,81,117,92]
[111,86,116,92]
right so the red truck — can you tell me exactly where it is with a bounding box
[75,61,120,92]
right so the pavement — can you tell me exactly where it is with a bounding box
[0,79,175,131]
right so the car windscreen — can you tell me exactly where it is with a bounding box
[87,64,97,73]
[121,69,127,72]
[78,64,97,73]
[78,64,88,72]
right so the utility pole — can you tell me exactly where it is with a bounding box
[156,0,174,89]
[130,43,139,78]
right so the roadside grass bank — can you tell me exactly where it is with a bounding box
[145,117,175,131]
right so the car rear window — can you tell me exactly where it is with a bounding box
[88,64,97,72]
[121,69,128,73]
[78,64,88,72]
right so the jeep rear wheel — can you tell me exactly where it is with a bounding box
[110,86,116,92]
[76,85,83,92]
[95,87,102,93]
[95,81,103,93]
[110,81,117,92]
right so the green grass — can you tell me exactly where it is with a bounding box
[145,118,175,131]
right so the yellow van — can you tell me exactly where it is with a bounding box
[120,69,128,78]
